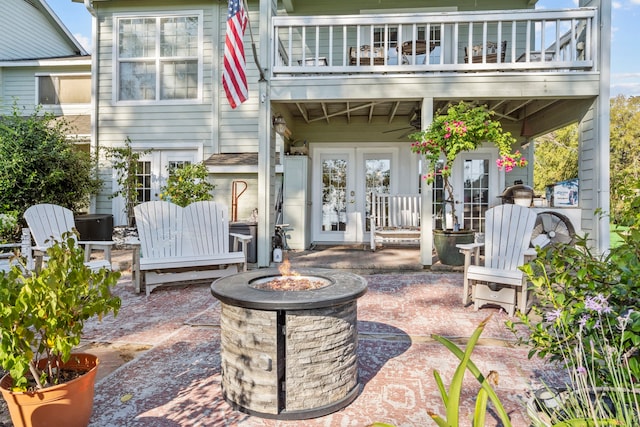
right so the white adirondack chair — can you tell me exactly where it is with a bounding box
[457,204,538,316]
[23,204,113,271]
[133,200,251,295]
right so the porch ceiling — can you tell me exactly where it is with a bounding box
[276,97,587,141]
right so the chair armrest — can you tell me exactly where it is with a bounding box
[456,242,483,251]
[230,233,252,253]
[457,242,483,267]
[230,233,252,271]
[230,233,252,244]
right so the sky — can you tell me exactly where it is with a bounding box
[46,0,639,97]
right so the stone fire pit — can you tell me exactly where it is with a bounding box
[210,268,367,420]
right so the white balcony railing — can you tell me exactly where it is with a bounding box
[272,8,596,77]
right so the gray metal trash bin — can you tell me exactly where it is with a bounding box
[229,222,257,263]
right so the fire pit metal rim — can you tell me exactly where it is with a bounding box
[210,268,367,310]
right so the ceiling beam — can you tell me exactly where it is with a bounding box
[295,103,310,123]
[321,102,330,123]
[282,0,294,13]
[389,101,400,124]
[307,101,382,123]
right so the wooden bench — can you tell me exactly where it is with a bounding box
[132,201,251,295]
[370,193,421,251]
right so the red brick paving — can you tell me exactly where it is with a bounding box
[84,261,564,426]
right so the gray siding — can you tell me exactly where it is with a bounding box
[0,0,80,60]
[0,64,90,115]
[281,0,533,15]
[94,4,215,151]
[578,105,596,235]
[218,6,261,154]
[212,174,260,221]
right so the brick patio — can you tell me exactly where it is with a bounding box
[75,246,564,426]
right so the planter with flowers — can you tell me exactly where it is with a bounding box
[410,102,527,265]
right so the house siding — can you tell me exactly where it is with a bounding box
[0,65,90,116]
[217,4,261,154]
[93,4,214,151]
[93,0,262,155]
[92,0,266,217]
[281,0,533,15]
[88,0,610,263]
[0,0,80,60]
[212,174,260,221]
[578,101,597,238]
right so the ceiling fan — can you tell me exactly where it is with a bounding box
[383,109,421,139]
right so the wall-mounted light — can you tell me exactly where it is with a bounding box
[272,114,290,138]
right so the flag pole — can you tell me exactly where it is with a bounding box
[242,0,266,82]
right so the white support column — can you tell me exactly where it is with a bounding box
[257,0,275,267]
[420,98,434,266]
[596,0,611,255]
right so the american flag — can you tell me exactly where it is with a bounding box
[223,0,248,109]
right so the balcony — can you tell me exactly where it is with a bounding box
[272,8,596,78]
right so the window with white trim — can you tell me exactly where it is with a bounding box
[116,13,202,102]
[38,74,91,105]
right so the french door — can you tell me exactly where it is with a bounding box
[312,146,397,244]
[451,151,501,232]
[112,149,198,225]
[136,150,198,202]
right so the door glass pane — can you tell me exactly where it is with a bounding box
[463,159,489,231]
[136,161,152,203]
[322,159,347,232]
[365,158,390,232]
[427,159,446,230]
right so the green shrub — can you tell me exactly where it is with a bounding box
[159,162,215,207]
[509,180,640,387]
[0,105,102,219]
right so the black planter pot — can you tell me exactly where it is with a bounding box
[433,229,475,266]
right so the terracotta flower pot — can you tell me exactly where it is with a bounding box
[0,353,99,427]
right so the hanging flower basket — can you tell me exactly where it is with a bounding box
[410,101,527,230]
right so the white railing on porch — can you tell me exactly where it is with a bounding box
[272,8,596,76]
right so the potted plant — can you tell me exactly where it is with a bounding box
[0,233,121,427]
[410,101,527,265]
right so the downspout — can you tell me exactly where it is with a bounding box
[84,0,100,213]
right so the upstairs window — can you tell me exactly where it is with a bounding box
[115,13,202,103]
[38,75,90,105]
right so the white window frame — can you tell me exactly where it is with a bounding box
[34,72,91,113]
[113,11,204,105]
